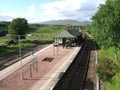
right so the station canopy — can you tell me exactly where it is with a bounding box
[55,29,81,38]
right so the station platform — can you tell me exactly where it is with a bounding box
[0,45,52,81]
[0,44,81,90]
[31,46,81,90]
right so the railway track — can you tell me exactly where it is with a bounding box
[53,38,92,90]
[0,44,49,70]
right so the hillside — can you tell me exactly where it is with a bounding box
[39,19,91,25]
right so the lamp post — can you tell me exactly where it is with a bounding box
[6,34,32,79]
[18,35,23,80]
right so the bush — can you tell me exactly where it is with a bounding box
[96,58,119,82]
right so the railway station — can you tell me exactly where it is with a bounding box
[0,30,97,90]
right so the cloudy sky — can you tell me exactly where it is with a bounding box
[0,0,106,23]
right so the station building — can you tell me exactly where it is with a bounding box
[54,29,82,47]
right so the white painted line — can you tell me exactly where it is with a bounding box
[39,47,80,90]
[0,44,52,81]
[95,44,99,90]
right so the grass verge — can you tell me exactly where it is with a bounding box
[98,47,120,90]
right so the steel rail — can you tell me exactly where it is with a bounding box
[53,38,91,90]
[66,39,89,90]
[0,44,48,70]
[79,39,91,90]
[66,39,91,90]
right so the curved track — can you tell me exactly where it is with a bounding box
[53,38,92,90]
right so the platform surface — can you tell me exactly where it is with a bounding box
[0,44,80,90]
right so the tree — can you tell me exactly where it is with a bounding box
[0,21,10,36]
[91,0,120,60]
[8,18,28,39]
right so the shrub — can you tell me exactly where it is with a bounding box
[96,58,119,82]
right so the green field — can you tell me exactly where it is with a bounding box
[0,24,65,56]
[28,24,64,42]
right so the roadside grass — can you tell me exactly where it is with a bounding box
[99,47,120,90]
[99,47,115,60]
[106,73,120,90]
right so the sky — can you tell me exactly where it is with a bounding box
[0,0,106,23]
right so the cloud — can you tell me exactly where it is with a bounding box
[28,4,35,17]
[40,0,106,22]
[0,4,37,22]
[0,0,106,23]
[0,12,14,21]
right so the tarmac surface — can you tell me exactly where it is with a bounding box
[0,44,80,90]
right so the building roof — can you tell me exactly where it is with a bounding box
[55,29,81,38]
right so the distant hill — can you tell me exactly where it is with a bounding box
[81,21,92,25]
[39,19,91,25]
